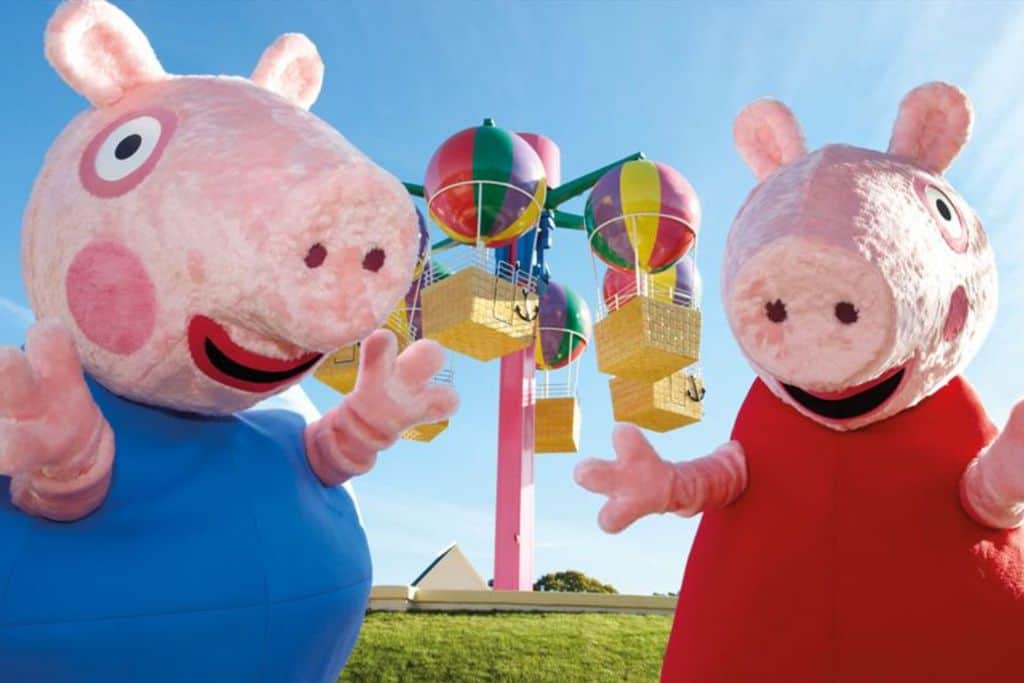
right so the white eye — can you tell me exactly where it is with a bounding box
[924,185,966,244]
[93,116,163,182]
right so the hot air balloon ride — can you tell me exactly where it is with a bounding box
[533,280,592,453]
[586,160,702,383]
[419,120,544,362]
[331,117,707,591]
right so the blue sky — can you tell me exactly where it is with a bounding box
[3,1,1024,595]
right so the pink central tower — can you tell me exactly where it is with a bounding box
[492,133,562,591]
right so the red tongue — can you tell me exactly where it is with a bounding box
[802,366,903,401]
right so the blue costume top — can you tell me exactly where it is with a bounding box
[0,377,371,683]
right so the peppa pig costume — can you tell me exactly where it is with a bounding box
[0,2,458,682]
[576,83,1024,681]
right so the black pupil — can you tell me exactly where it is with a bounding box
[115,134,142,160]
[936,198,952,221]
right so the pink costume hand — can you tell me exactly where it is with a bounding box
[0,319,114,521]
[574,423,747,534]
[961,400,1024,529]
[305,329,459,486]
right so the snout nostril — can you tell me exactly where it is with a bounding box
[362,248,386,273]
[765,299,787,323]
[305,243,327,269]
[835,301,859,324]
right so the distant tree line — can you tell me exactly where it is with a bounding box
[533,570,618,594]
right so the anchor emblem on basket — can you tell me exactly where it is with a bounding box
[686,374,706,403]
[514,286,540,322]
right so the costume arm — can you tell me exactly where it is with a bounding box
[575,424,748,533]
[1,320,114,521]
[304,330,457,487]
[961,403,1024,529]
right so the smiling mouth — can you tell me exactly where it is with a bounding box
[187,315,322,393]
[782,365,906,420]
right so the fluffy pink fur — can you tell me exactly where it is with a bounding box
[0,320,113,520]
[889,82,973,174]
[250,33,324,111]
[574,425,747,533]
[3,0,456,521]
[579,82,1023,533]
[26,15,420,415]
[733,99,808,181]
[305,330,459,486]
[45,0,166,107]
[723,126,995,432]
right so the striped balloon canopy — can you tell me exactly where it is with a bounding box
[424,122,547,248]
[535,280,592,371]
[602,253,700,309]
[585,160,700,273]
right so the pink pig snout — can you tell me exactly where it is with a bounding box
[226,165,419,355]
[726,236,897,390]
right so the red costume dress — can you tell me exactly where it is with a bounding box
[662,376,1024,682]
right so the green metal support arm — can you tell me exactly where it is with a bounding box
[552,210,585,230]
[429,236,459,253]
[544,151,645,209]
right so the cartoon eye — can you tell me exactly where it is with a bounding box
[924,185,967,251]
[79,109,177,199]
[94,116,162,182]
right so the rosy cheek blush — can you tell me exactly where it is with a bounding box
[66,240,157,355]
[943,285,969,341]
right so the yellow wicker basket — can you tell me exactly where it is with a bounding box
[313,321,412,395]
[534,397,581,454]
[610,370,704,432]
[402,420,450,442]
[421,266,536,362]
[595,296,700,382]
[314,344,361,395]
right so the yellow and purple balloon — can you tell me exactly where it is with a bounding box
[585,160,700,273]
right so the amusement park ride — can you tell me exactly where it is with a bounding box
[314,119,705,591]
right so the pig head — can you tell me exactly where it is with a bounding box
[22,0,420,415]
[723,83,997,430]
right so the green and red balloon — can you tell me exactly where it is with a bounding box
[424,121,547,248]
[535,280,592,371]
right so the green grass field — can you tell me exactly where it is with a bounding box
[339,611,671,682]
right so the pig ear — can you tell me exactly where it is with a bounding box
[888,82,972,175]
[251,34,324,111]
[734,99,808,181]
[44,0,167,107]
